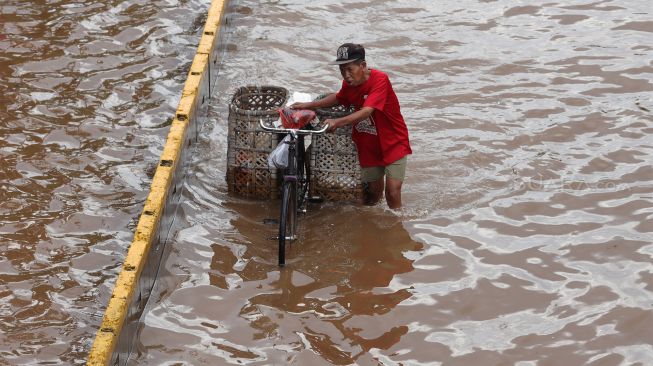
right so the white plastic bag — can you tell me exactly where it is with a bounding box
[268,135,290,169]
[286,91,313,106]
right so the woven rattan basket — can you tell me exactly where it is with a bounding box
[310,104,363,201]
[226,85,288,199]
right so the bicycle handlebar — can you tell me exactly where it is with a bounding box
[259,119,329,135]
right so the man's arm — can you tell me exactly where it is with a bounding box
[325,106,374,133]
[290,93,372,133]
[290,93,339,110]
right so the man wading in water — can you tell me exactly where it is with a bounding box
[291,43,412,209]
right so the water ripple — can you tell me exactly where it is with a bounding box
[0,0,211,363]
[131,0,653,364]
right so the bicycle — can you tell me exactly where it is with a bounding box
[259,119,328,266]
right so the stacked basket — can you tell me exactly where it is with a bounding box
[310,104,363,201]
[226,86,288,199]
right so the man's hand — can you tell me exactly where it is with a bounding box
[324,119,338,133]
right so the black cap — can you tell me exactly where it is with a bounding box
[329,43,365,65]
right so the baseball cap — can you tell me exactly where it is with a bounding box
[329,43,365,65]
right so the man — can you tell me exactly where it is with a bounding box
[291,43,412,209]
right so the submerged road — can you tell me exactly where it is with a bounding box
[1,0,652,365]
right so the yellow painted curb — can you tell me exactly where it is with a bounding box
[183,53,209,96]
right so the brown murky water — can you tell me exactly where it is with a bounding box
[0,0,210,364]
[2,0,652,365]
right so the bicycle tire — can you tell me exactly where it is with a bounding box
[278,181,297,266]
[296,136,309,208]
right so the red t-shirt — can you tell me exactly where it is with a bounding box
[335,69,412,167]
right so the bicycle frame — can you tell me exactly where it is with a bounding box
[260,119,327,266]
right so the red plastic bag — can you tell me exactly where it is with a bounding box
[278,108,316,129]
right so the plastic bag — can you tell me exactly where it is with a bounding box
[278,107,316,129]
[268,135,290,169]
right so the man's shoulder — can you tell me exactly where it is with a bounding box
[369,69,391,86]
[370,68,388,78]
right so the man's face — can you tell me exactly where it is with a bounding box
[339,61,366,86]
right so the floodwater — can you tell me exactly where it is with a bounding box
[0,0,210,364]
[1,0,652,365]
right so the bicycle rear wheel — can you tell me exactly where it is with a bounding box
[278,181,297,266]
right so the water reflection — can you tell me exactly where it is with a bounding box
[133,201,422,365]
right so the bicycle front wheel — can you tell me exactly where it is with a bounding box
[278,181,297,266]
